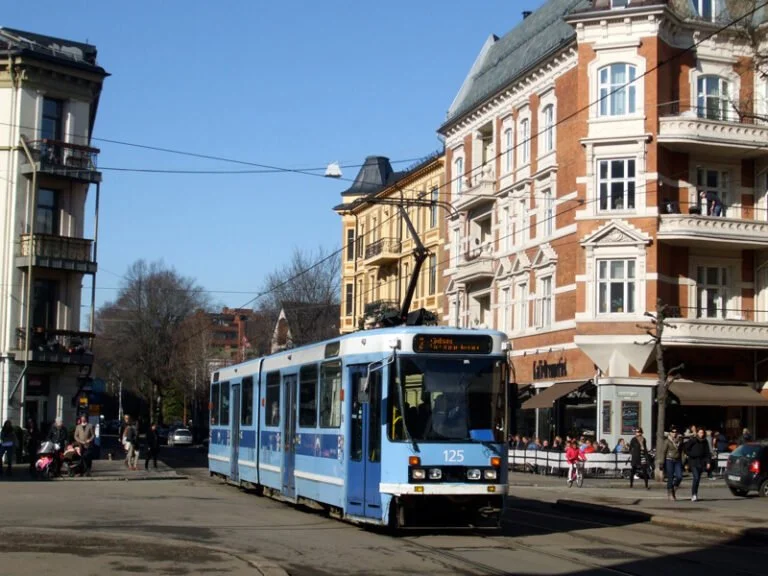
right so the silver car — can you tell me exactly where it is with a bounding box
[168,428,193,447]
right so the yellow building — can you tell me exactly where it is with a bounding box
[334,153,446,333]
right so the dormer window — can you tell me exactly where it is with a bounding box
[694,0,716,22]
[611,0,629,7]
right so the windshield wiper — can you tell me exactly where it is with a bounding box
[395,353,419,453]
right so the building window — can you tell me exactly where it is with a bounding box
[452,229,461,267]
[611,0,629,7]
[299,364,318,427]
[41,98,63,141]
[694,0,716,21]
[320,361,342,428]
[345,283,353,316]
[598,159,635,211]
[454,157,464,196]
[504,128,513,173]
[542,189,554,236]
[428,255,437,295]
[598,260,636,314]
[32,279,57,330]
[346,229,355,261]
[429,186,438,228]
[598,64,637,117]
[519,119,530,165]
[515,282,528,330]
[696,266,728,319]
[515,197,527,245]
[35,188,57,235]
[542,105,554,153]
[697,168,729,215]
[501,287,510,332]
[697,75,730,121]
[502,206,511,251]
[536,276,553,328]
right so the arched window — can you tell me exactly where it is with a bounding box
[542,105,554,152]
[518,119,530,165]
[697,75,730,121]
[598,63,637,117]
[504,128,513,173]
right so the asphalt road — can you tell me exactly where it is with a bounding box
[0,445,764,576]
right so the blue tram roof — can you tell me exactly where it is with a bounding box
[211,325,508,382]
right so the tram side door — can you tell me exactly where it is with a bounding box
[231,383,241,483]
[347,365,382,519]
[282,374,298,499]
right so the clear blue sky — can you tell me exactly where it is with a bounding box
[4,0,545,313]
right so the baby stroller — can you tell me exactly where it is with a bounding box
[35,440,60,479]
[61,443,86,477]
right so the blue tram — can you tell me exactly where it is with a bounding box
[208,326,509,528]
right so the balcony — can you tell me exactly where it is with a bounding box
[16,234,97,274]
[20,139,102,183]
[364,238,401,266]
[658,214,768,249]
[662,317,768,350]
[13,328,94,366]
[658,103,768,159]
[454,163,496,212]
[454,243,494,283]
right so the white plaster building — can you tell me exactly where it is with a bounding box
[0,28,108,429]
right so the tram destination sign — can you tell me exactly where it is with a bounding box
[413,334,493,354]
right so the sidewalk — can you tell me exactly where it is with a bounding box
[60,459,187,481]
[509,470,726,490]
[507,477,768,542]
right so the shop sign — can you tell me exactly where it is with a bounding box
[532,359,567,380]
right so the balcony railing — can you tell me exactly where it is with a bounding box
[454,163,496,212]
[364,237,401,264]
[658,213,768,249]
[662,317,768,350]
[17,233,97,273]
[21,139,102,183]
[658,101,768,158]
[14,327,94,366]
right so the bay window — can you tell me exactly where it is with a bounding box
[598,259,636,314]
[598,64,637,117]
[598,159,636,211]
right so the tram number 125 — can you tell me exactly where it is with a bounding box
[443,449,465,463]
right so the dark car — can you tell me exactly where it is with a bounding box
[725,442,768,497]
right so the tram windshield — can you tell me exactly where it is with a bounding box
[388,355,507,443]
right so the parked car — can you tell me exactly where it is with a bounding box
[168,428,193,447]
[725,442,768,497]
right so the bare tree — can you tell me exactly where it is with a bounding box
[94,260,210,424]
[257,246,341,347]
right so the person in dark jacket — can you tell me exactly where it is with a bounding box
[145,423,160,470]
[24,419,39,475]
[47,417,68,448]
[629,428,650,489]
[685,427,711,502]
[660,426,683,500]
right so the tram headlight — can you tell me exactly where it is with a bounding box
[412,469,426,480]
[428,468,442,480]
[467,469,481,480]
[483,469,498,480]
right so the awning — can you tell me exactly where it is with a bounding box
[669,381,768,407]
[521,380,589,410]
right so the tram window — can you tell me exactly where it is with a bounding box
[351,372,363,462]
[319,361,342,428]
[210,383,219,425]
[220,381,230,426]
[241,376,254,426]
[266,371,280,427]
[369,370,381,463]
[299,364,318,427]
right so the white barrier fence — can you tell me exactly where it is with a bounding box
[507,449,731,477]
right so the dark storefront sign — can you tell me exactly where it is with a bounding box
[27,375,50,396]
[532,359,567,380]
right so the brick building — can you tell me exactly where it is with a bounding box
[439,0,768,447]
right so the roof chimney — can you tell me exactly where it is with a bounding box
[522,11,532,19]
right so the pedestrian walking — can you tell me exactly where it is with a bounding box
[629,427,650,489]
[0,420,16,476]
[660,425,683,500]
[684,427,711,502]
[74,415,95,476]
[25,419,39,475]
[145,423,160,470]
[122,416,139,470]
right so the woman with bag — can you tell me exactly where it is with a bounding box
[629,427,650,489]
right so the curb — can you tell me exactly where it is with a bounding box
[0,526,288,576]
[553,499,768,542]
[55,472,188,482]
